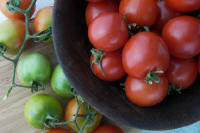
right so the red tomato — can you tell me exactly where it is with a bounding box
[88,12,129,52]
[166,0,200,12]
[122,32,170,81]
[0,0,35,20]
[119,0,159,26]
[93,124,123,133]
[167,57,198,89]
[90,49,125,81]
[46,128,71,133]
[85,0,118,25]
[125,76,168,107]
[154,1,181,31]
[162,16,200,59]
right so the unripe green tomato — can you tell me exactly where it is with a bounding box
[24,94,63,129]
[17,53,51,86]
[0,19,26,54]
[51,65,73,98]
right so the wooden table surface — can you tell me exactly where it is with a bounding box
[0,43,140,133]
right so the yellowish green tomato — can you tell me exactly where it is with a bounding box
[51,64,73,98]
[24,94,63,129]
[0,19,27,54]
[17,53,51,86]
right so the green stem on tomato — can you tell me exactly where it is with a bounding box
[1,1,97,132]
[145,70,164,85]
[2,0,52,100]
[3,0,37,100]
[168,82,182,95]
[43,94,97,133]
[90,48,105,76]
[123,15,150,36]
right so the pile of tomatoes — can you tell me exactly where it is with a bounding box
[0,0,125,133]
[87,0,200,107]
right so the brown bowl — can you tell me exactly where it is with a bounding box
[52,0,200,130]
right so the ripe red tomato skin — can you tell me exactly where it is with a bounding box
[167,57,198,89]
[162,16,200,59]
[154,1,181,31]
[85,0,118,25]
[0,0,35,20]
[93,124,123,133]
[46,128,71,133]
[90,50,125,81]
[122,32,170,79]
[119,0,159,26]
[88,12,129,52]
[125,76,168,107]
[166,0,200,12]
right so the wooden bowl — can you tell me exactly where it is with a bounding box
[52,0,200,130]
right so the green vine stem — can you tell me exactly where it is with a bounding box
[1,1,99,133]
[1,0,52,100]
[122,15,149,36]
[44,92,97,133]
[145,70,164,85]
[168,82,182,95]
[90,48,105,76]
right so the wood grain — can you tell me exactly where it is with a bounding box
[0,43,140,133]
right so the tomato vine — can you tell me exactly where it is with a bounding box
[44,90,97,133]
[0,1,97,133]
[0,0,51,100]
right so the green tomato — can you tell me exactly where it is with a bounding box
[0,19,26,54]
[17,53,51,86]
[24,94,63,129]
[51,65,73,98]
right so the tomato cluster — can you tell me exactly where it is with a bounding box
[87,0,200,107]
[0,1,52,55]
[0,0,125,132]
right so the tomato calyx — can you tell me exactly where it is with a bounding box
[0,43,7,55]
[44,115,60,129]
[168,83,182,95]
[6,0,21,13]
[30,27,52,43]
[122,15,149,36]
[145,70,164,85]
[128,23,149,36]
[90,48,105,76]
[30,81,45,92]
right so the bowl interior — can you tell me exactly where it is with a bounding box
[52,0,200,130]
